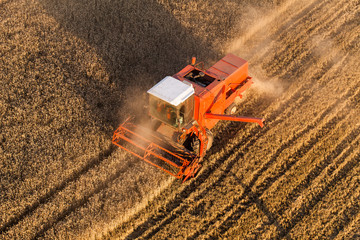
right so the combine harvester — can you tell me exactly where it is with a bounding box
[112,54,264,182]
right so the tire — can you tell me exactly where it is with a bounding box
[191,137,200,155]
[225,102,237,115]
[184,130,213,155]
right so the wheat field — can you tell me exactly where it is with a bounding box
[1,0,359,239]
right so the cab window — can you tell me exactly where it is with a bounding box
[149,96,178,127]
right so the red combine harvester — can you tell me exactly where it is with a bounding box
[112,54,264,182]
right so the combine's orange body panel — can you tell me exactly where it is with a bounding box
[173,53,253,130]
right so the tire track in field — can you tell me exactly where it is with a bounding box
[0,144,115,235]
[334,210,360,240]
[200,75,359,236]
[277,150,360,239]
[206,119,358,239]
[122,0,357,238]
[123,51,346,239]
[268,0,327,44]
[262,0,349,78]
[139,67,354,239]
[321,184,360,239]
[246,95,348,193]
[230,173,291,240]
[190,103,349,240]
[258,0,339,63]
[276,125,360,217]
[124,97,287,239]
[205,62,360,239]
[31,156,135,240]
[220,0,348,142]
[256,78,360,200]
[127,84,314,239]
[264,8,348,79]
[196,174,288,240]
[122,0,351,236]
[250,112,356,199]
[333,208,360,239]
[232,0,321,62]
[194,70,360,239]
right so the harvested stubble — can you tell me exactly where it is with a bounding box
[0,0,359,239]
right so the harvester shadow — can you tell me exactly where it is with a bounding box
[34,1,337,237]
[32,157,136,240]
[130,75,351,239]
[210,112,344,237]
[126,116,270,239]
[39,0,219,132]
[22,0,219,236]
[230,173,290,240]
[134,80,320,238]
[186,114,330,239]
[122,2,356,238]
[124,85,304,239]
[0,144,115,235]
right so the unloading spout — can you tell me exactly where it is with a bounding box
[204,113,265,127]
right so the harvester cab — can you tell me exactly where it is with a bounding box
[147,76,195,130]
[112,54,265,182]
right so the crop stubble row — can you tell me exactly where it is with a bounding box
[43,0,360,235]
[112,0,360,238]
[1,0,172,239]
[1,0,359,238]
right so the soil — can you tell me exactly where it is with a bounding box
[0,0,359,239]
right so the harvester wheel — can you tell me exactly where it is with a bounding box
[206,129,213,151]
[225,103,237,115]
[191,137,200,155]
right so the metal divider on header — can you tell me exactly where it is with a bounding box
[112,117,197,179]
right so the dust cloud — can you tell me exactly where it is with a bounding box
[310,34,346,65]
[224,0,315,98]
[226,0,312,56]
[251,73,284,97]
[224,0,307,98]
